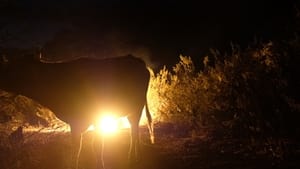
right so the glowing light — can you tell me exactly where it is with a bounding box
[99,115,118,134]
[86,107,149,135]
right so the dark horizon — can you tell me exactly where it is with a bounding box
[0,0,298,68]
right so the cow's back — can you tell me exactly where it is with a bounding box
[0,55,150,129]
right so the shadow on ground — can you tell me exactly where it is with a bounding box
[0,127,299,169]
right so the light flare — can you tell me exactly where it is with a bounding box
[99,115,118,134]
[92,108,131,134]
[87,108,149,135]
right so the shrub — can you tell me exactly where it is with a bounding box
[148,39,299,137]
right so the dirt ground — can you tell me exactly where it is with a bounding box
[0,126,299,169]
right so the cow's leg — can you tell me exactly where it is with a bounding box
[70,123,84,169]
[127,112,142,164]
[92,131,104,169]
[70,132,82,169]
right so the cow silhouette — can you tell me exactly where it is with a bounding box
[0,55,154,168]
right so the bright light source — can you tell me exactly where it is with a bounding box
[99,115,118,134]
[86,108,139,134]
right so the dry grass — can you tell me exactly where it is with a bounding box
[0,125,300,169]
[0,131,72,169]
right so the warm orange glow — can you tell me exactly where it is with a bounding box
[119,117,131,128]
[87,125,95,131]
[86,108,150,134]
[139,107,148,125]
[87,116,130,134]
[99,115,118,133]
[90,108,131,134]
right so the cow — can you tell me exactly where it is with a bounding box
[0,55,154,169]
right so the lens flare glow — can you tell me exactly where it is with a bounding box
[87,116,128,134]
[99,115,118,134]
[87,108,149,134]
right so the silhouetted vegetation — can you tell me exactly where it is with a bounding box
[149,9,300,140]
[149,40,300,138]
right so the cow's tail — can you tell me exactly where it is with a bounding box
[145,100,154,144]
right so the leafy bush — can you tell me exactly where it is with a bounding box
[148,39,300,138]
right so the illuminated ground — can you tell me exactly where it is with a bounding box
[0,124,299,169]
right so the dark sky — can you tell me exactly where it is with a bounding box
[0,0,297,68]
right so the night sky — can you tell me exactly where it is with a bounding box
[0,0,297,68]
